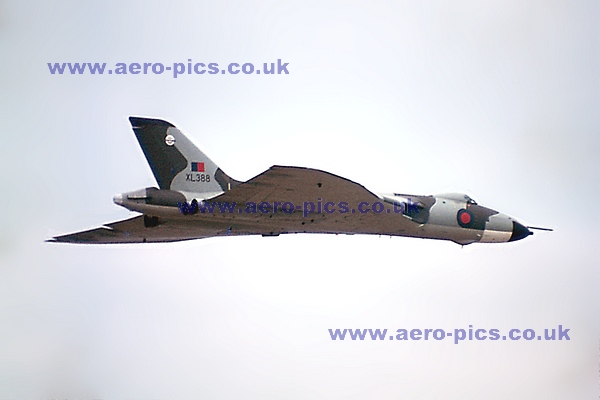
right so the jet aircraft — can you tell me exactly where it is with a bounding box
[50,117,549,245]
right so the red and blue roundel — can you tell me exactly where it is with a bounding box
[457,209,474,228]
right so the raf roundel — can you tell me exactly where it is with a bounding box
[165,134,176,146]
[457,209,473,228]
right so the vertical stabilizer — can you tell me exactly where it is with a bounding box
[129,117,239,199]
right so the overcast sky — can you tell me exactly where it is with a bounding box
[1,0,599,398]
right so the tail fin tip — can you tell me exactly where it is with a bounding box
[129,116,174,128]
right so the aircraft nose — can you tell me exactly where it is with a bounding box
[509,221,532,242]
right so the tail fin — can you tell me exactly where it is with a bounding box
[129,117,239,199]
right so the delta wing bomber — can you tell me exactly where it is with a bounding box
[50,117,551,245]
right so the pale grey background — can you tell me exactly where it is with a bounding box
[1,1,599,398]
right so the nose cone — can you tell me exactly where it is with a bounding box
[509,221,532,242]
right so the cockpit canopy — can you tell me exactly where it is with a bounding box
[435,193,478,205]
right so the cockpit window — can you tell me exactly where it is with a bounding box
[437,193,478,204]
[462,194,477,205]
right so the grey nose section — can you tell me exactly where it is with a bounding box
[509,221,532,242]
